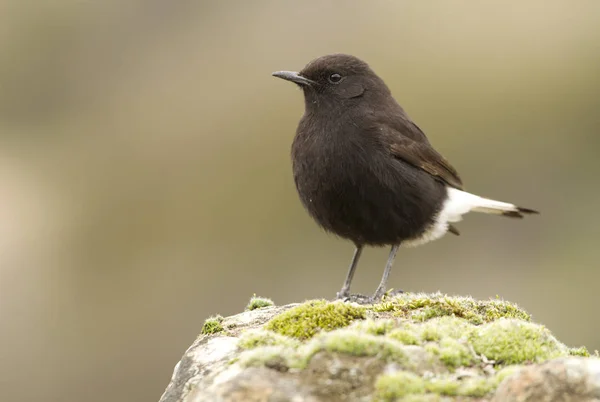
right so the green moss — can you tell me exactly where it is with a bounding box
[238,329,299,349]
[201,315,224,335]
[375,370,510,399]
[451,367,521,397]
[425,378,460,396]
[420,316,474,340]
[419,317,470,342]
[239,328,407,370]
[437,338,475,368]
[265,300,366,340]
[386,317,473,350]
[400,396,443,402]
[354,316,479,371]
[479,299,531,323]
[420,326,443,342]
[470,318,567,364]
[455,377,495,397]
[373,293,529,325]
[569,346,591,357]
[238,345,291,369]
[388,328,420,345]
[304,329,407,364]
[374,371,425,401]
[245,295,274,311]
[350,318,397,335]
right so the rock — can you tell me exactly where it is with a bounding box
[493,357,600,402]
[158,293,596,402]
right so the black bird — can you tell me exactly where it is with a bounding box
[272,54,538,302]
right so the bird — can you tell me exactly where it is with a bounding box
[272,54,538,302]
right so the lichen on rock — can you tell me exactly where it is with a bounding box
[160,293,597,402]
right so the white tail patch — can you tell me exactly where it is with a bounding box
[403,187,536,248]
[444,188,521,221]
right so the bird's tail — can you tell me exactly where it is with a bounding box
[444,188,539,223]
[471,197,539,218]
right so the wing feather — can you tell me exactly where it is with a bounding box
[380,123,464,190]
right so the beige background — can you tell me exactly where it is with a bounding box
[1,1,599,402]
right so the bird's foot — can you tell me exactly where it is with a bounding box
[335,289,404,305]
[335,292,372,305]
[368,288,405,304]
[336,288,404,305]
[387,288,405,297]
[335,290,349,300]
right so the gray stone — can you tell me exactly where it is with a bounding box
[158,294,598,402]
[493,357,600,402]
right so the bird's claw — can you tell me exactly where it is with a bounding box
[335,293,372,305]
[336,288,404,305]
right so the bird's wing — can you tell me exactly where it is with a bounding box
[380,124,464,190]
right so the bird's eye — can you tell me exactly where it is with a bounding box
[328,73,342,84]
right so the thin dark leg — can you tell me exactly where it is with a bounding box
[336,245,363,299]
[372,244,400,301]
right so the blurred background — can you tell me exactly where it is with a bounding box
[1,1,599,401]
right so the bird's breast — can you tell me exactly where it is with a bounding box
[290,115,447,245]
[291,120,380,198]
[291,119,392,227]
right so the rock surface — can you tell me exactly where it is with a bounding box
[493,358,600,402]
[159,294,598,402]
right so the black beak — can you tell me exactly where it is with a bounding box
[272,71,315,87]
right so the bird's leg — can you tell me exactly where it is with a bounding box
[336,245,363,299]
[371,244,400,301]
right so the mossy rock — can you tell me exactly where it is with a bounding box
[163,293,596,402]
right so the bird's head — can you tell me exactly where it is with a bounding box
[272,54,390,112]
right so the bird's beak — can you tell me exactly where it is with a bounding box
[272,71,315,87]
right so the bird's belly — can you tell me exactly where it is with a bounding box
[293,154,447,246]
